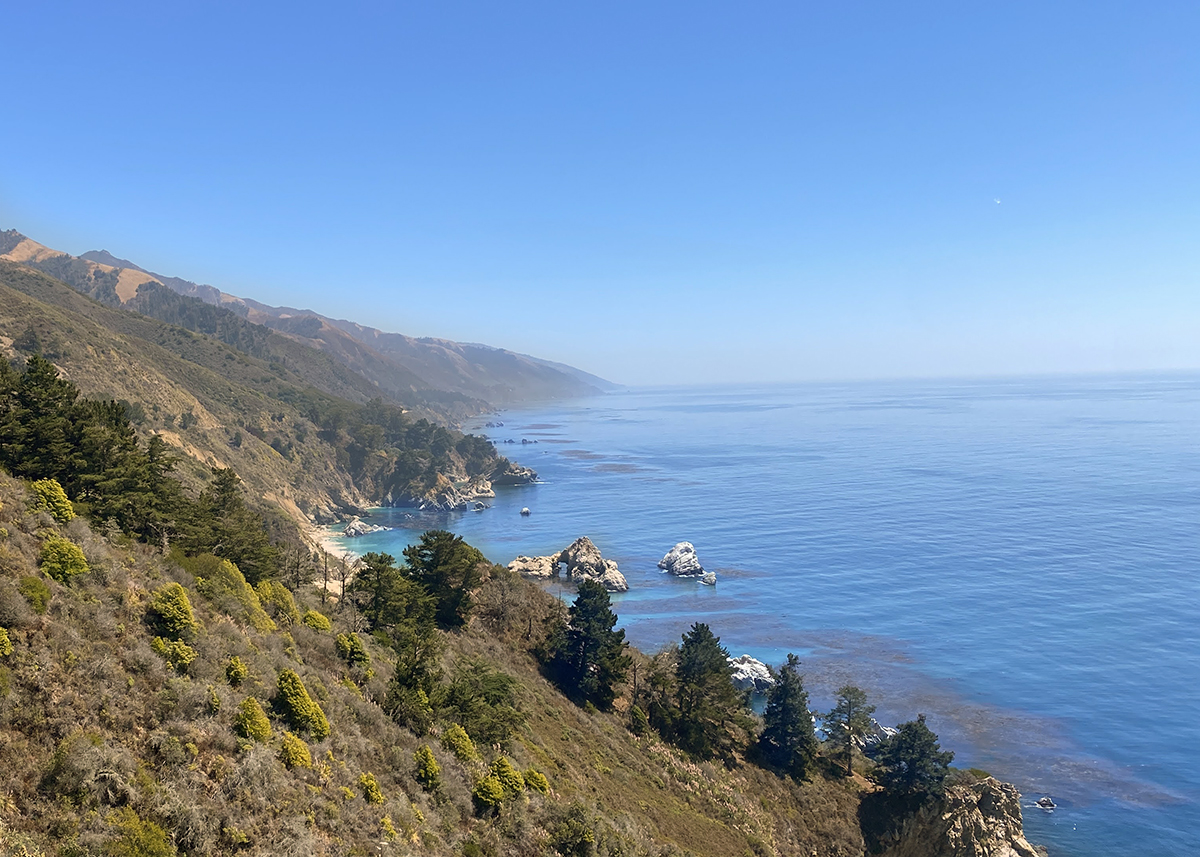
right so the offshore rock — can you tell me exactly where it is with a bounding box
[872,778,1043,857]
[343,518,389,537]
[700,572,717,585]
[858,718,901,756]
[491,461,538,485]
[507,537,629,592]
[658,541,705,576]
[728,655,774,693]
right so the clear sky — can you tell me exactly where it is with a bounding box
[3,2,1198,385]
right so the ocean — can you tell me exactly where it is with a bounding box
[327,376,1200,856]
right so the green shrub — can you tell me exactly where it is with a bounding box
[191,556,275,633]
[301,609,331,632]
[524,768,550,795]
[225,656,249,687]
[359,772,384,804]
[275,669,330,740]
[548,802,598,857]
[490,757,525,797]
[29,478,74,524]
[471,775,505,814]
[413,745,441,792]
[440,723,480,762]
[0,627,11,657]
[18,575,51,614]
[233,697,272,743]
[205,685,221,715]
[146,583,197,640]
[255,580,300,626]
[279,732,312,770]
[39,536,88,583]
[150,637,197,673]
[630,704,649,736]
[104,807,174,857]
[335,632,370,668]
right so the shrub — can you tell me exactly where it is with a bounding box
[150,637,197,673]
[490,757,525,797]
[524,768,550,795]
[225,656,249,687]
[359,772,384,804]
[18,576,51,614]
[413,745,441,792]
[233,697,272,743]
[39,536,88,583]
[279,732,312,770]
[191,556,275,633]
[29,478,74,524]
[440,723,480,762]
[301,609,331,632]
[275,669,330,740]
[206,685,221,715]
[0,626,11,657]
[335,632,370,669]
[146,583,197,640]
[471,775,505,814]
[255,580,300,626]
[104,807,174,857]
[548,802,599,857]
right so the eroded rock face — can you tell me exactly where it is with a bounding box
[658,541,705,576]
[873,778,1043,857]
[728,654,774,693]
[492,461,538,485]
[505,537,629,592]
[343,518,389,537]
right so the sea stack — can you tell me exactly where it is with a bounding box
[658,541,706,577]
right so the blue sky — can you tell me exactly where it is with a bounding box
[3,2,1198,385]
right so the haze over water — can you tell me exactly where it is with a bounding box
[333,376,1200,857]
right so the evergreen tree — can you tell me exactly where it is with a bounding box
[402,529,487,629]
[825,685,875,776]
[0,355,82,482]
[756,653,817,780]
[548,580,631,710]
[186,468,278,584]
[876,714,954,795]
[673,622,746,759]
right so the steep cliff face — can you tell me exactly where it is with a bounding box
[868,778,1044,857]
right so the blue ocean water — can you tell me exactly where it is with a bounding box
[331,377,1200,856]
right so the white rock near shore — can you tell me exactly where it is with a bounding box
[658,541,705,576]
[728,654,775,693]
[506,536,629,592]
[343,517,390,537]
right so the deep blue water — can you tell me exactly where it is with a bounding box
[330,376,1200,856]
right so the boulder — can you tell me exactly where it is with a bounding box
[658,542,705,577]
[507,555,557,578]
[520,507,531,517]
[492,461,538,485]
[728,655,774,693]
[700,572,717,585]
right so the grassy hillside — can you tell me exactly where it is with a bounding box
[0,473,868,857]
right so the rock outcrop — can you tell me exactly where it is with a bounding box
[506,537,629,592]
[728,654,774,693]
[343,517,390,537]
[386,474,500,512]
[658,541,705,577]
[858,718,901,755]
[700,572,717,586]
[870,778,1044,857]
[492,461,538,486]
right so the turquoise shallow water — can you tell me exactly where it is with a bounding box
[330,376,1200,856]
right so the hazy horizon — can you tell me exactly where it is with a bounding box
[3,2,1197,386]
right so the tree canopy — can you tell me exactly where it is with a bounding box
[756,653,817,781]
[825,685,875,776]
[876,714,954,795]
[545,579,631,710]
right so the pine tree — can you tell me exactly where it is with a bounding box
[876,714,954,795]
[673,622,745,759]
[825,685,875,776]
[402,529,486,629]
[756,653,817,780]
[549,580,631,710]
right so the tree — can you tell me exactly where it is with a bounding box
[825,685,875,776]
[672,622,746,759]
[876,714,954,795]
[188,468,279,584]
[402,530,487,629]
[756,654,817,780]
[435,658,525,747]
[547,580,631,710]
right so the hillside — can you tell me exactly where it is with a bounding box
[0,474,1042,857]
[0,260,524,538]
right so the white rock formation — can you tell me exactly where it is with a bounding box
[506,537,629,592]
[728,654,775,693]
[343,518,390,537]
[658,541,705,576]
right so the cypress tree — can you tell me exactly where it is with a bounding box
[673,622,744,759]
[756,653,817,780]
[549,579,631,710]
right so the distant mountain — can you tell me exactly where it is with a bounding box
[76,241,613,406]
